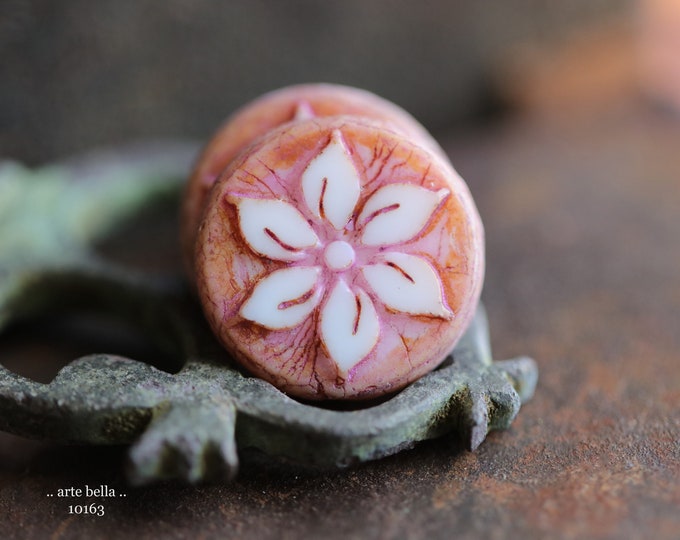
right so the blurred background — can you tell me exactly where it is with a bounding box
[1,0,666,163]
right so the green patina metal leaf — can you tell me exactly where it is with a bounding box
[0,143,537,484]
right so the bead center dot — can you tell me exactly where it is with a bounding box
[324,241,355,271]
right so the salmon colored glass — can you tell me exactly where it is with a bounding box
[182,84,484,400]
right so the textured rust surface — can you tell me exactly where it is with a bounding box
[1,99,679,538]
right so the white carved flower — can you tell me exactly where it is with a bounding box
[229,130,452,374]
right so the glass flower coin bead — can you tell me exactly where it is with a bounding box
[190,109,485,401]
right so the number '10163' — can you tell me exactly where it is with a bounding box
[68,504,105,517]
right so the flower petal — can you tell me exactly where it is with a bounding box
[302,130,361,230]
[293,101,315,121]
[320,279,380,373]
[240,266,322,329]
[229,196,319,261]
[358,184,449,246]
[362,252,452,318]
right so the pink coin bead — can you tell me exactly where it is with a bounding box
[186,87,485,401]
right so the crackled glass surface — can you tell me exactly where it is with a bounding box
[195,111,484,400]
[180,83,444,276]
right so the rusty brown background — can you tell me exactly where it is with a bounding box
[1,2,679,539]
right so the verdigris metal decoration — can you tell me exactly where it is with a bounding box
[0,143,537,485]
